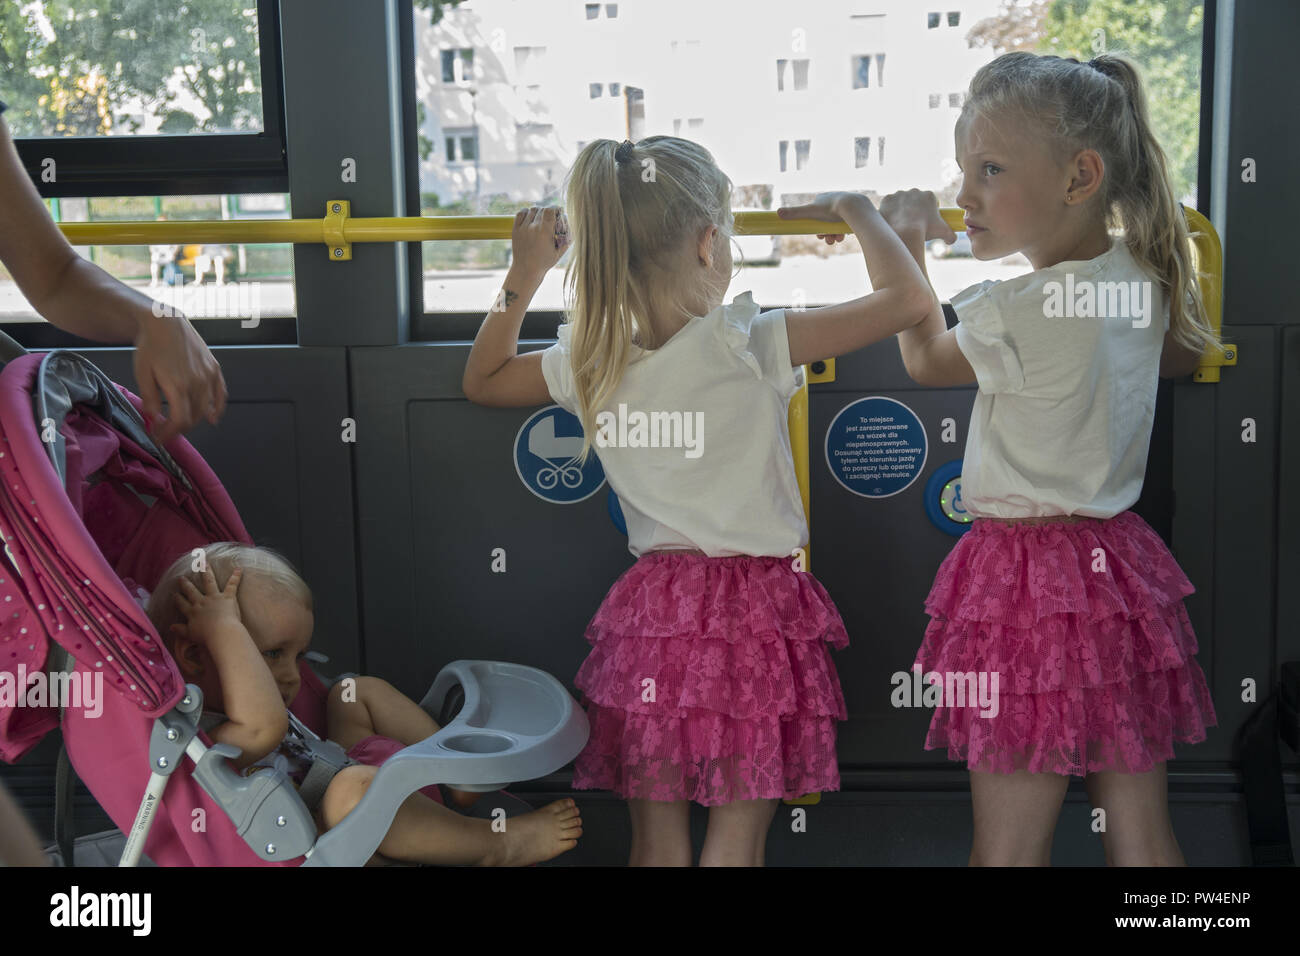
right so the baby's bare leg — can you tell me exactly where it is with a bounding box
[328,676,486,808]
[319,766,583,866]
[327,676,439,751]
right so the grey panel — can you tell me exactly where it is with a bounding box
[280,0,410,346]
[1219,0,1300,326]
[76,347,360,671]
[1208,326,1286,764]
[1280,327,1300,674]
[351,342,633,696]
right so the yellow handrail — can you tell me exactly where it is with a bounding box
[55,206,969,246]
[56,201,1229,379]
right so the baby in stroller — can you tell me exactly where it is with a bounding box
[146,542,582,866]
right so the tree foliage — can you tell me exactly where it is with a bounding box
[2,0,465,137]
[970,0,1204,201]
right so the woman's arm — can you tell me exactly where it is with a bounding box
[462,206,569,407]
[0,116,226,442]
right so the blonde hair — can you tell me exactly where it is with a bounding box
[146,542,312,649]
[561,136,733,465]
[961,51,1219,354]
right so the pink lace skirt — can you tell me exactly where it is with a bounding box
[913,511,1217,776]
[572,552,849,806]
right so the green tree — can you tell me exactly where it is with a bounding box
[971,0,1204,202]
[2,0,465,137]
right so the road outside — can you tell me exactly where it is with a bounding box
[0,253,1031,323]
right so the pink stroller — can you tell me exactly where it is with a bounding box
[0,338,586,866]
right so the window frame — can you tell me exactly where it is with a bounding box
[10,0,289,198]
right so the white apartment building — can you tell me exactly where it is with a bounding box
[416,0,1004,208]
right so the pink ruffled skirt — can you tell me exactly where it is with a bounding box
[572,552,849,805]
[913,511,1217,776]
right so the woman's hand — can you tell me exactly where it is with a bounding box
[777,192,873,246]
[879,189,956,246]
[171,566,243,646]
[510,206,569,278]
[133,310,227,445]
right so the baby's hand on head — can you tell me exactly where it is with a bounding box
[171,566,244,645]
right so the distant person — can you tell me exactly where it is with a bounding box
[194,244,228,286]
[463,139,932,865]
[0,100,226,443]
[148,215,180,289]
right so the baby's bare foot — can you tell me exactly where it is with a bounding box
[482,799,582,866]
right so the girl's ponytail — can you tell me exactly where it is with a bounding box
[565,140,636,467]
[1087,54,1218,355]
[561,137,733,466]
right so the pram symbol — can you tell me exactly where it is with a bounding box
[529,415,583,490]
[513,406,605,504]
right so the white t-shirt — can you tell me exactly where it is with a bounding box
[952,237,1171,519]
[540,291,808,558]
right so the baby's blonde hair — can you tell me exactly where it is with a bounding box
[561,136,734,466]
[147,542,312,649]
[961,51,1219,355]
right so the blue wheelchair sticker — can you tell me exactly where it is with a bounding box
[924,459,972,536]
[514,406,606,503]
[824,396,928,498]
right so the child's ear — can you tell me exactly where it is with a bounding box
[170,628,205,678]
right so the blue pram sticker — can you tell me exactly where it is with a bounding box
[514,406,606,503]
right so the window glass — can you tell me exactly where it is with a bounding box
[2,1,264,137]
[0,194,294,325]
[412,0,1204,312]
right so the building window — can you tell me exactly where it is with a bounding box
[878,136,886,165]
[854,55,885,88]
[779,140,789,172]
[444,128,478,163]
[854,56,871,89]
[928,12,940,28]
[777,59,810,92]
[929,93,941,108]
[606,3,619,16]
[793,60,809,90]
[855,137,872,168]
[949,92,962,107]
[586,3,600,19]
[441,48,473,84]
[517,123,554,163]
[795,139,811,171]
[514,46,547,85]
[609,82,621,96]
[673,118,704,135]
[948,11,960,26]
[589,83,603,98]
